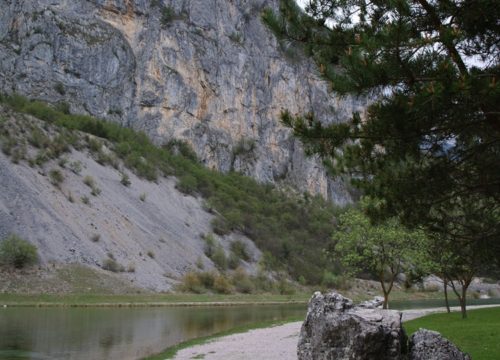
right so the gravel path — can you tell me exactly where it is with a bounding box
[172,304,500,360]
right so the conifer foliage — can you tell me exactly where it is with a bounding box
[264,1,500,265]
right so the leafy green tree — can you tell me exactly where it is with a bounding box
[264,0,500,272]
[330,207,426,308]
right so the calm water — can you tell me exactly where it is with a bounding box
[0,304,306,360]
[1,298,499,360]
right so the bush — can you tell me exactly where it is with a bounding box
[197,271,216,288]
[321,271,351,290]
[213,274,233,294]
[176,174,198,195]
[230,240,250,262]
[160,6,175,26]
[83,175,95,188]
[0,234,38,268]
[212,246,228,271]
[231,267,255,294]
[102,258,124,272]
[120,172,131,186]
[179,272,204,293]
[203,233,216,258]
[49,168,64,187]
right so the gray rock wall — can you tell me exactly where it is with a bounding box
[0,0,363,204]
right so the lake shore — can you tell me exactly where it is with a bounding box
[169,304,500,360]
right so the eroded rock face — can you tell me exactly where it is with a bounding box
[298,292,407,360]
[0,0,364,204]
[409,329,471,360]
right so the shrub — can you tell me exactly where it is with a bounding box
[212,246,228,271]
[231,267,255,294]
[176,174,198,195]
[29,128,50,148]
[120,172,131,186]
[197,271,216,288]
[139,193,147,202]
[83,175,95,188]
[147,250,155,259]
[160,6,175,26]
[213,274,233,294]
[69,160,82,174]
[211,217,231,236]
[49,169,64,187]
[228,252,240,270]
[321,271,351,290]
[203,233,216,258]
[180,272,204,293]
[81,195,90,205]
[102,258,124,272]
[54,82,65,95]
[90,187,101,196]
[0,234,38,268]
[90,234,100,242]
[230,240,250,262]
[278,278,296,295]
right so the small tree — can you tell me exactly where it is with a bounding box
[0,234,38,269]
[330,208,425,309]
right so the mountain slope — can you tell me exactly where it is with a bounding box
[0,104,260,291]
[0,0,362,204]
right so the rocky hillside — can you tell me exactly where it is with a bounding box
[0,0,363,204]
[0,104,261,292]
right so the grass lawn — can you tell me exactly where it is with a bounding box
[404,307,500,360]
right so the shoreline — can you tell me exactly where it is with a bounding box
[0,300,308,308]
[158,304,500,360]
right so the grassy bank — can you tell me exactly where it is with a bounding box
[0,285,449,307]
[404,307,500,360]
[143,315,304,360]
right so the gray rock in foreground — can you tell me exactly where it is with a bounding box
[297,291,407,360]
[409,329,471,360]
[298,291,475,360]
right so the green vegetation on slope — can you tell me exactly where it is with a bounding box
[0,94,345,284]
[404,307,500,360]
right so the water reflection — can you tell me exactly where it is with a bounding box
[0,304,306,360]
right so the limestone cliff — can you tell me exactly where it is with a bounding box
[0,0,362,204]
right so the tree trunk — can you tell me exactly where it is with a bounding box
[443,278,450,313]
[460,285,468,319]
[383,292,389,309]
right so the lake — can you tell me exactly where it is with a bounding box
[0,304,306,360]
[1,297,499,360]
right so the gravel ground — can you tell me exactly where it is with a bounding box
[172,304,500,360]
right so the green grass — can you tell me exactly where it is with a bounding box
[0,292,311,307]
[143,315,304,360]
[404,307,500,360]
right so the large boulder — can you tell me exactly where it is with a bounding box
[297,291,407,360]
[409,329,471,360]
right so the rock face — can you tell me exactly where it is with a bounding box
[298,292,407,360]
[409,330,471,360]
[0,0,363,204]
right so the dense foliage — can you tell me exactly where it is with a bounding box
[264,0,499,268]
[0,234,38,269]
[0,94,344,284]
